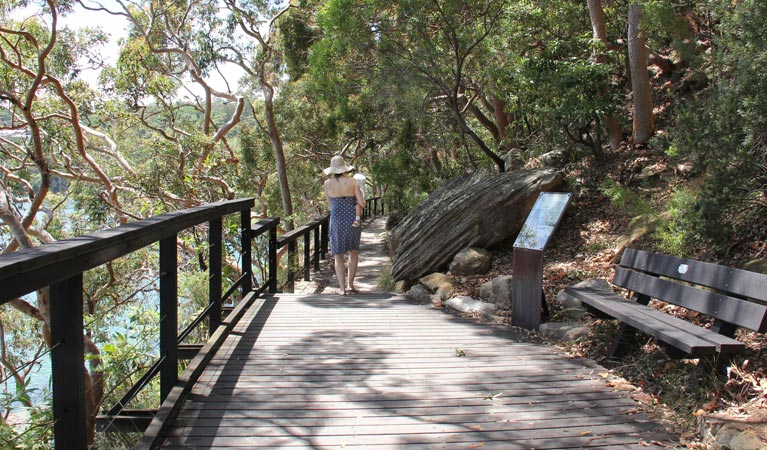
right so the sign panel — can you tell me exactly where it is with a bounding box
[513,192,572,251]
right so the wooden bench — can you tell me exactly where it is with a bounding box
[565,248,767,363]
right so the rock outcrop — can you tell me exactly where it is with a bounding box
[390,168,564,281]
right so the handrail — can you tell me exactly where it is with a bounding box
[363,196,384,220]
[0,199,253,304]
[0,199,255,449]
[0,195,387,449]
[276,215,329,292]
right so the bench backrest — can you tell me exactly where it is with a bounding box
[614,248,767,333]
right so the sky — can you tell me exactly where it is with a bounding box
[49,1,237,97]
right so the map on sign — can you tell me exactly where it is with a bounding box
[513,192,572,251]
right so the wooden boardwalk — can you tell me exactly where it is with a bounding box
[157,292,675,449]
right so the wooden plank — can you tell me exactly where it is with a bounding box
[614,267,767,331]
[568,286,744,354]
[621,248,767,303]
[152,293,674,449]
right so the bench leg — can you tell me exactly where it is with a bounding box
[606,323,644,360]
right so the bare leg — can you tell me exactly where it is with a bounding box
[334,253,346,294]
[347,250,359,291]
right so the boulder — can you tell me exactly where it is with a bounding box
[479,275,514,309]
[449,247,492,276]
[390,169,564,281]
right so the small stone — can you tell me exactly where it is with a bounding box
[435,281,454,300]
[406,284,432,303]
[479,275,514,309]
[555,278,611,320]
[449,247,492,276]
[420,272,451,291]
[743,259,767,275]
[444,296,498,317]
[539,322,590,342]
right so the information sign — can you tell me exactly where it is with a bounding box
[513,192,572,251]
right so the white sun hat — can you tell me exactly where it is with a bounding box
[323,155,355,175]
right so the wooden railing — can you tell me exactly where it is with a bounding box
[0,195,387,449]
[276,215,329,293]
[363,196,384,220]
[0,199,258,449]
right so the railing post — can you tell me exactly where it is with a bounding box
[287,240,296,293]
[313,225,320,272]
[209,217,222,335]
[241,209,252,295]
[159,235,178,402]
[320,219,328,260]
[268,222,278,293]
[50,274,87,450]
[303,231,311,282]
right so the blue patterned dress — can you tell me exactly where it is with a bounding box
[329,196,361,255]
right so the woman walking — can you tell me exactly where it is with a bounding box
[323,155,365,295]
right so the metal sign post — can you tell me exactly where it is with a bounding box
[511,192,572,330]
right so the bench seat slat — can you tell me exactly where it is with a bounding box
[613,268,767,332]
[565,287,746,355]
[620,248,767,304]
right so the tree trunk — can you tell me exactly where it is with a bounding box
[588,0,622,151]
[628,2,654,145]
[493,97,510,144]
[260,61,294,231]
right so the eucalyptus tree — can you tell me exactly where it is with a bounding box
[381,0,509,172]
[81,0,246,206]
[628,1,653,145]
[0,1,125,444]
[219,0,295,229]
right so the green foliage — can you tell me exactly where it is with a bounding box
[598,179,653,217]
[665,0,767,254]
[278,10,317,80]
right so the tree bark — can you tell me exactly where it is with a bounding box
[588,0,622,151]
[493,97,510,145]
[628,2,654,145]
[260,64,294,230]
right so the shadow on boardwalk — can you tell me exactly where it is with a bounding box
[155,215,680,449]
[161,292,678,449]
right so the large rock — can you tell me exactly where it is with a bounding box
[390,169,564,281]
